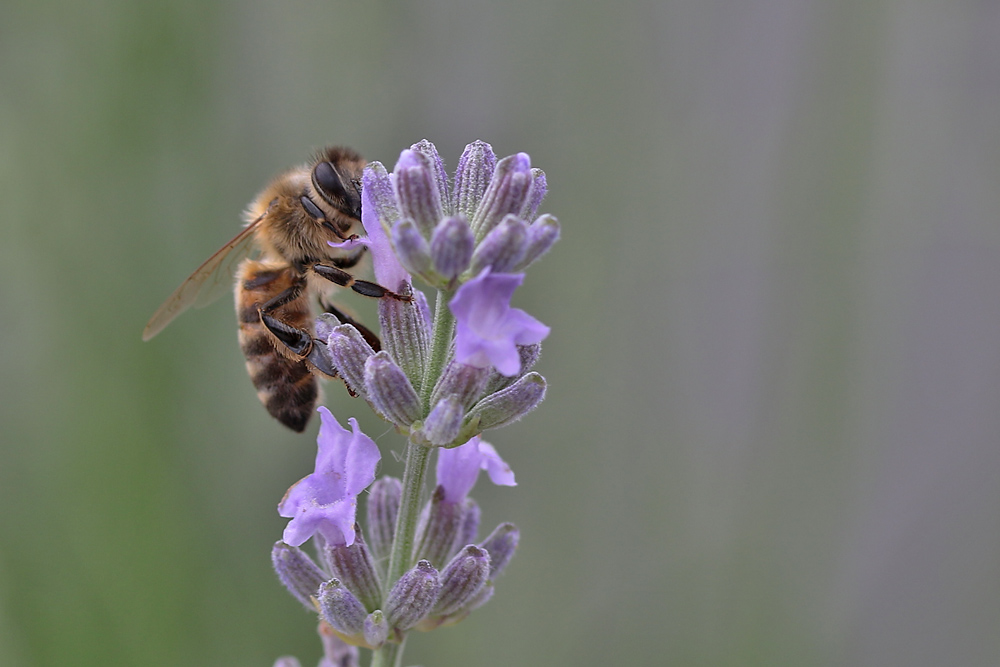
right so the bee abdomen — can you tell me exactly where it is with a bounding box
[236,260,318,432]
[239,329,318,432]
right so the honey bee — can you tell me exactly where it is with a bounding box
[143,146,405,432]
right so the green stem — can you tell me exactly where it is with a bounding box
[421,289,456,409]
[371,290,455,667]
[370,635,406,667]
[384,438,432,590]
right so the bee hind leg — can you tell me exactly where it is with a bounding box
[257,285,337,378]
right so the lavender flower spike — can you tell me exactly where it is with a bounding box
[278,407,381,547]
[450,269,550,376]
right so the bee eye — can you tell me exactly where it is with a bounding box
[313,161,349,200]
[299,195,326,221]
[314,160,363,221]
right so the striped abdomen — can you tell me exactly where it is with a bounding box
[236,260,317,432]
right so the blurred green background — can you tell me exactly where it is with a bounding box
[3,1,1000,666]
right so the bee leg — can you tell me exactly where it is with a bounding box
[311,263,412,301]
[256,283,337,378]
[258,308,311,357]
[258,307,338,379]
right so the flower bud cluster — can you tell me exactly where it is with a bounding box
[271,482,519,649]
[382,140,558,289]
[312,140,557,447]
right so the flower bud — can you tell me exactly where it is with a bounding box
[391,219,433,278]
[478,522,519,579]
[385,560,441,631]
[271,541,326,611]
[410,139,450,207]
[516,214,560,271]
[453,140,497,220]
[433,545,490,617]
[470,215,528,275]
[366,476,401,565]
[314,312,343,342]
[394,149,442,237]
[363,610,389,649]
[318,531,382,613]
[362,161,400,231]
[457,498,481,549]
[318,579,367,635]
[327,324,375,396]
[520,168,547,220]
[421,395,465,446]
[378,285,431,391]
[414,486,466,567]
[430,359,491,413]
[463,372,546,435]
[364,352,421,426]
[470,152,533,240]
[430,216,474,281]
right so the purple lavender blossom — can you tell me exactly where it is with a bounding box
[329,164,411,292]
[278,407,381,547]
[437,436,516,504]
[449,269,550,376]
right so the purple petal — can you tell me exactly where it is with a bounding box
[449,270,550,376]
[354,165,412,291]
[477,441,516,487]
[278,407,381,547]
[436,436,515,503]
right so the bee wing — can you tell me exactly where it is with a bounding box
[142,220,261,341]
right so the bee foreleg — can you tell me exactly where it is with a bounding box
[311,263,412,301]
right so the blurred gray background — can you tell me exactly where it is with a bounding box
[2,1,1000,666]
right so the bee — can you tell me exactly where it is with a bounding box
[143,146,405,432]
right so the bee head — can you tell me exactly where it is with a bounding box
[311,146,365,221]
